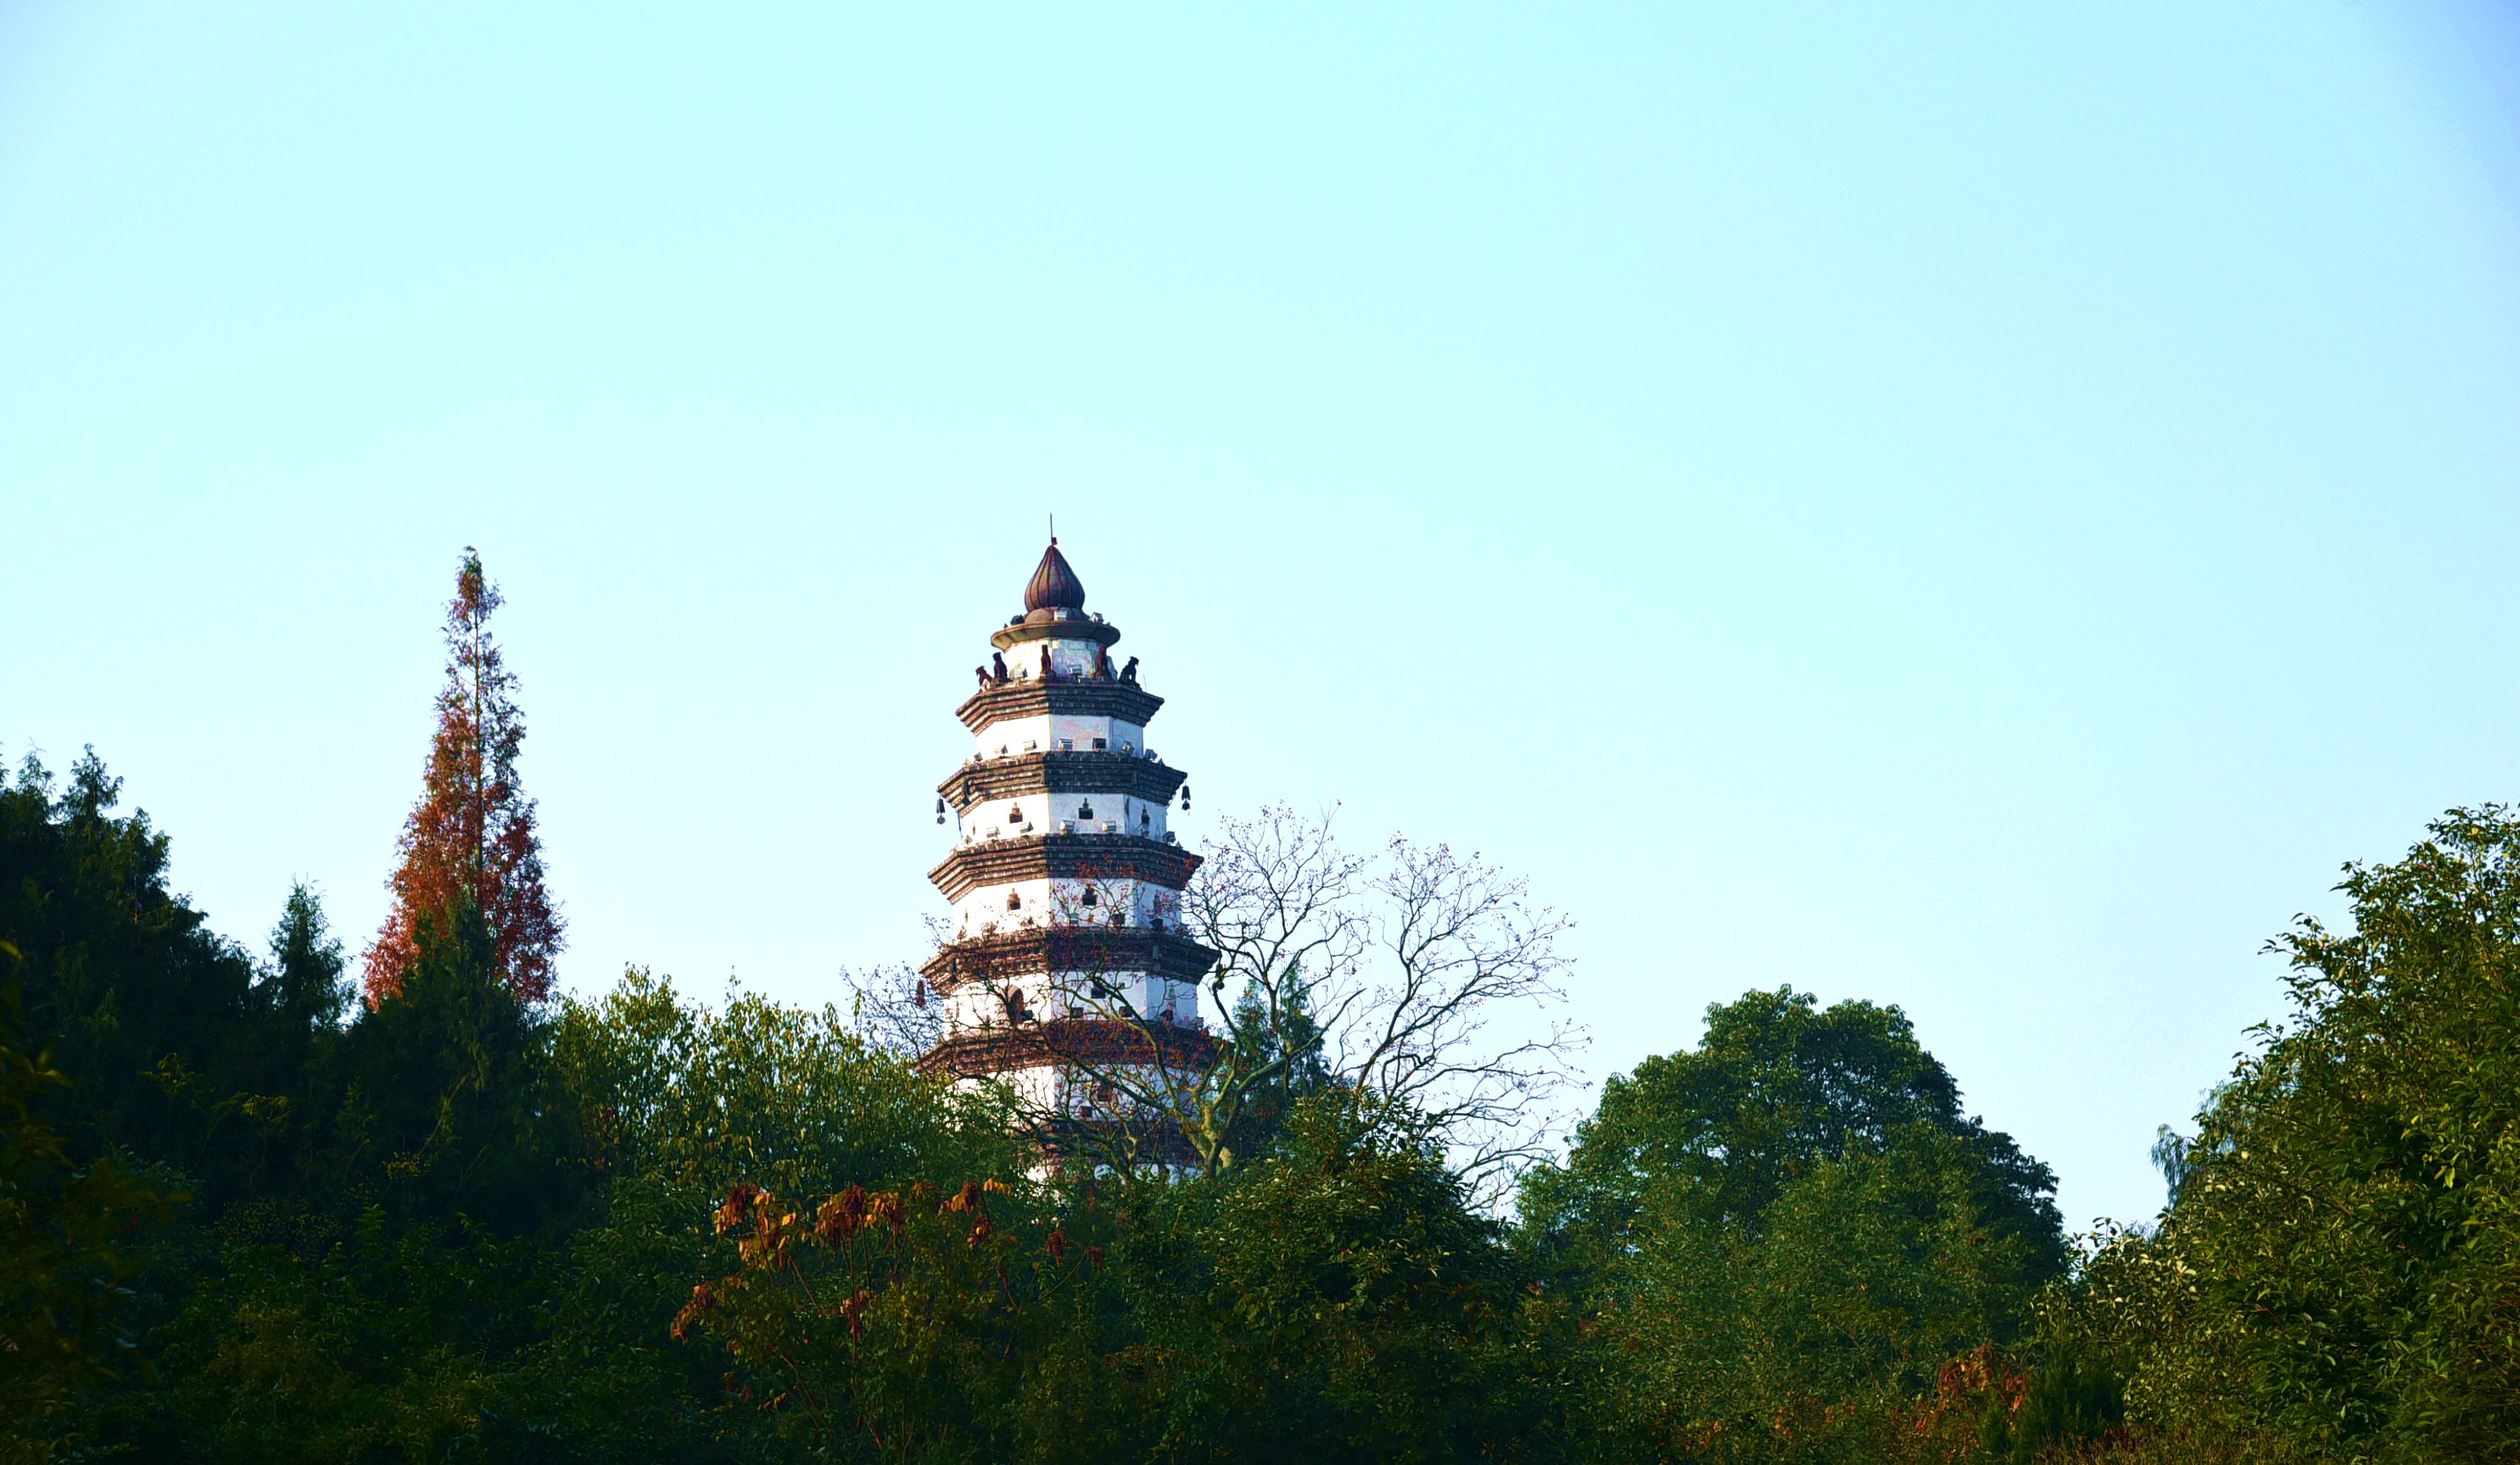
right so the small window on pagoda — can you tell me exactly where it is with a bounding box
[1005,988,1031,1024]
[1077,801,1095,819]
[1006,803,1024,824]
[1006,891,1022,911]
[1091,736,1107,751]
[1080,886,1098,907]
[1111,911,1128,927]
[1093,1079,1116,1104]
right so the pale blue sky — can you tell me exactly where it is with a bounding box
[6,3,2517,1228]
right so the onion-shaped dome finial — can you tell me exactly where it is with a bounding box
[1024,540,1087,612]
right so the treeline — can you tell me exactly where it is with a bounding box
[5,556,2513,1462]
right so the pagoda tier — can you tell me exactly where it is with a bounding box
[939,748,1187,810]
[929,834,1200,904]
[918,1020,1222,1096]
[919,926,1219,995]
[954,680,1163,736]
[920,540,1215,1166]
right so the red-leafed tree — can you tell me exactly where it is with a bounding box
[363,549,563,1006]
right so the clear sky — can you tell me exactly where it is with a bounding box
[6,3,2517,1229]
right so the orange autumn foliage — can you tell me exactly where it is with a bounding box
[362,549,563,1006]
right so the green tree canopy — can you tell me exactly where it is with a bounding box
[1523,987,2060,1257]
[679,1093,1571,1465]
[2076,806,2520,1462]
[0,950,172,1465]
[1523,988,2068,1464]
[0,752,264,1177]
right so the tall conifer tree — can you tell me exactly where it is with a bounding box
[268,880,348,1031]
[364,549,562,1006]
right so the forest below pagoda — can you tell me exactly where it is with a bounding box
[7,556,2516,1465]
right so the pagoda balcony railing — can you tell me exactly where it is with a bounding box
[965,826,1176,846]
[986,665,1138,688]
[964,744,1165,763]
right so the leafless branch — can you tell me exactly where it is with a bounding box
[839,958,943,1057]
[910,804,1585,1201]
[1344,836,1585,1199]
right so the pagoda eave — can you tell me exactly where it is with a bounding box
[928,834,1202,903]
[991,617,1122,652]
[956,680,1165,734]
[921,926,1221,993]
[939,751,1187,808]
[916,1017,1225,1078]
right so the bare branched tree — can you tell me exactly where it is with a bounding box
[858,804,1585,1197]
[1345,835,1586,1193]
[929,804,1584,1199]
[839,959,943,1058]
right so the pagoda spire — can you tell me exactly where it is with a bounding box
[1023,540,1087,612]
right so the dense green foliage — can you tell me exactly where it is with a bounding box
[0,752,1014,1462]
[0,944,171,1461]
[682,1100,1566,1462]
[2043,808,2520,1463]
[1519,989,2070,1462]
[7,746,2512,1461]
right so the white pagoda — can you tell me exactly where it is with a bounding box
[916,540,1221,1167]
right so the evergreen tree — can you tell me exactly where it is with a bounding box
[0,751,260,1173]
[0,948,172,1463]
[342,892,581,1234]
[365,550,562,1006]
[1221,976,1333,1160]
[262,881,348,1043]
